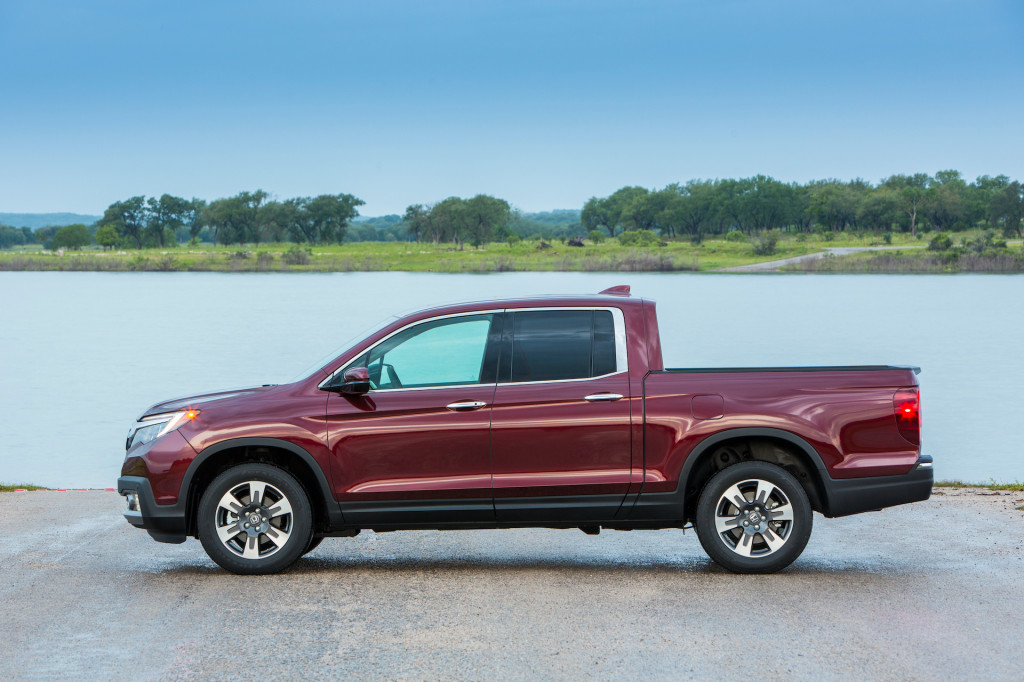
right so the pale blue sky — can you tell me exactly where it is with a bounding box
[1,0,1022,216]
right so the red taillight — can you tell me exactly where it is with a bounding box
[893,388,920,446]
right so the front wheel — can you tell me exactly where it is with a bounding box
[197,463,313,575]
[694,461,812,574]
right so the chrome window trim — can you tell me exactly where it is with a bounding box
[319,305,629,393]
[507,306,628,375]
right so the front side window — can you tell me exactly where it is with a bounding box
[509,310,618,382]
[354,314,496,390]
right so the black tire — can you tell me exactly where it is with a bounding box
[303,535,324,556]
[197,463,313,575]
[694,461,812,574]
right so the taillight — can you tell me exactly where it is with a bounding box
[893,388,920,445]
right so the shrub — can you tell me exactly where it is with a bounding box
[256,251,275,269]
[126,254,149,271]
[618,229,658,247]
[882,232,893,245]
[506,233,521,247]
[155,255,178,271]
[751,230,779,256]
[282,245,312,265]
[928,234,953,251]
[587,229,605,244]
[724,230,747,242]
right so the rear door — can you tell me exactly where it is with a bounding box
[489,308,633,521]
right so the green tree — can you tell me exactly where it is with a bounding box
[404,204,430,242]
[807,180,858,231]
[462,195,511,247]
[146,194,192,247]
[95,224,120,250]
[925,170,968,232]
[306,193,363,244]
[201,190,270,244]
[184,198,207,242]
[0,224,26,249]
[670,180,719,241]
[51,224,91,250]
[581,196,617,237]
[990,180,1023,237]
[882,174,930,238]
[257,201,294,242]
[99,196,147,248]
[857,188,901,231]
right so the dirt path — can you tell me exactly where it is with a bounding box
[716,245,924,272]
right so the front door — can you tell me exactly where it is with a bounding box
[489,309,633,521]
[326,313,502,525]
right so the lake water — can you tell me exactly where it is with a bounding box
[1,271,1021,487]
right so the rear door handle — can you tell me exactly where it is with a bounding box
[446,401,487,411]
[584,393,624,402]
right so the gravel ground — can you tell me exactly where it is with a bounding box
[0,488,1021,681]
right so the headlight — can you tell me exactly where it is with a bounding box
[126,409,200,450]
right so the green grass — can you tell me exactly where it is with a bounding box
[0,238,824,272]
[1,229,1018,273]
[0,483,48,492]
[934,480,1024,492]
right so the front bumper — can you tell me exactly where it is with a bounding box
[822,455,934,518]
[117,476,188,544]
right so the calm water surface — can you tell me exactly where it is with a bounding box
[1,271,1021,487]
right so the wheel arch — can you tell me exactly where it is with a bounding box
[679,428,830,519]
[181,437,341,536]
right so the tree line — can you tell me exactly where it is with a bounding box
[583,172,1023,241]
[95,191,365,248]
[2,170,1021,251]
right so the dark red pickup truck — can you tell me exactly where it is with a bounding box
[119,286,932,574]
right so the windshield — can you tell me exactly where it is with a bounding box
[288,314,400,383]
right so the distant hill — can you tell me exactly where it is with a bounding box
[0,213,101,229]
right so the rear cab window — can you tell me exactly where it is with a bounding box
[501,309,623,383]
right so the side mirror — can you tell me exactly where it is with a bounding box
[337,366,370,395]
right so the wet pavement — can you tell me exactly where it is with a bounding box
[0,489,1021,680]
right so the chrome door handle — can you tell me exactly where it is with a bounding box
[446,401,487,410]
[584,393,624,402]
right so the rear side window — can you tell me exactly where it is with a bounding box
[508,310,618,382]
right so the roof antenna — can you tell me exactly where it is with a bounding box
[598,285,631,297]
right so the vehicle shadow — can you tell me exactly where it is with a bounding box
[139,551,916,579]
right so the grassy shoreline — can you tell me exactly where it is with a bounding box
[0,484,49,492]
[0,239,799,273]
[7,233,1017,273]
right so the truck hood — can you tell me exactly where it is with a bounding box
[140,386,277,418]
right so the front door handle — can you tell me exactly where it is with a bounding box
[446,401,487,411]
[584,393,624,402]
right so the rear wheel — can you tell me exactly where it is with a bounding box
[694,461,812,574]
[303,535,324,555]
[197,463,313,575]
